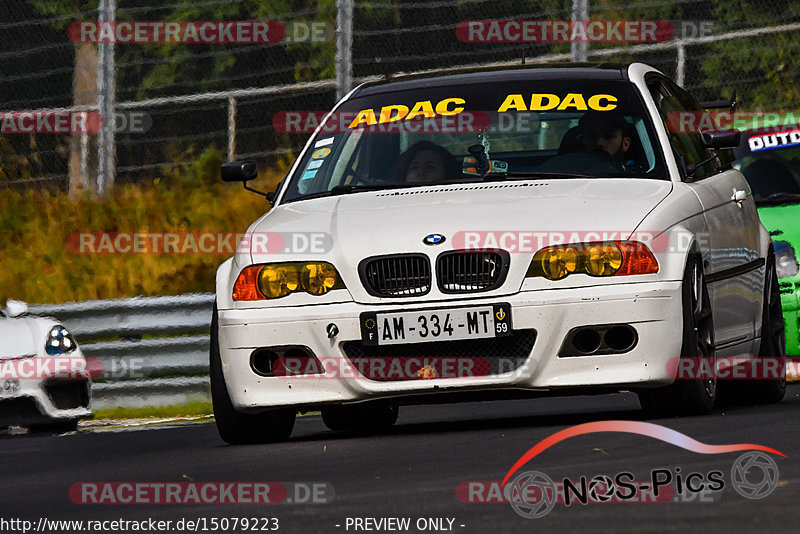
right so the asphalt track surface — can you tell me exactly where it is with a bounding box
[3,385,799,534]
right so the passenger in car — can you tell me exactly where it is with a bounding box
[577,112,632,165]
[395,140,461,183]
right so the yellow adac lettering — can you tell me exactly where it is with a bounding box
[379,105,409,123]
[348,109,378,128]
[529,94,560,111]
[435,98,465,116]
[406,101,436,120]
[497,94,527,112]
[556,93,588,111]
[587,94,618,111]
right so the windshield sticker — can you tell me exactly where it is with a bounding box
[301,170,317,180]
[307,159,323,169]
[314,136,334,148]
[748,129,800,152]
[497,93,618,112]
[347,98,466,128]
[312,147,331,159]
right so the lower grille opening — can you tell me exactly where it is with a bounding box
[341,329,536,381]
[250,347,323,377]
[44,380,90,410]
[559,324,638,357]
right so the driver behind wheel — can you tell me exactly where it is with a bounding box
[578,111,632,166]
[395,140,461,183]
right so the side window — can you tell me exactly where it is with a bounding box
[647,77,715,180]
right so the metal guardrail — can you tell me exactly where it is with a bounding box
[29,293,215,409]
[28,292,800,409]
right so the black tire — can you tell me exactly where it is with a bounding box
[638,253,716,416]
[749,253,787,403]
[210,302,295,444]
[321,399,399,432]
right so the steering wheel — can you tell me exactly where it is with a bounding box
[537,150,625,175]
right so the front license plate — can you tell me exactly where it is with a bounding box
[360,303,511,346]
[0,379,20,396]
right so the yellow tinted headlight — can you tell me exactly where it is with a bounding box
[541,246,579,280]
[584,243,623,276]
[243,262,344,300]
[257,265,299,298]
[526,241,658,281]
[301,262,339,295]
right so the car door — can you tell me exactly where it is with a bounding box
[647,76,762,348]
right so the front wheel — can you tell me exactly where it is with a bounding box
[638,254,716,416]
[749,253,786,403]
[210,302,295,444]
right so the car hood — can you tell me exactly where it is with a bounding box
[244,179,673,303]
[0,317,38,359]
[252,179,672,260]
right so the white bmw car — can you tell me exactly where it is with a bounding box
[212,63,785,444]
[0,300,92,432]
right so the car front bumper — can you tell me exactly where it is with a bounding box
[0,376,92,426]
[217,281,683,411]
[780,285,800,356]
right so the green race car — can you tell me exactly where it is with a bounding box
[735,131,800,357]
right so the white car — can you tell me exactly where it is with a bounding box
[0,300,92,432]
[212,63,785,444]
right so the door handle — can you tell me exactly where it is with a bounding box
[731,188,747,205]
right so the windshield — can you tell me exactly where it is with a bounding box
[734,129,800,205]
[281,79,668,203]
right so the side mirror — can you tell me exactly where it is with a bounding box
[221,160,257,183]
[6,300,29,318]
[700,130,741,149]
[701,90,737,112]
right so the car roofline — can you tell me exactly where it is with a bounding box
[348,62,633,98]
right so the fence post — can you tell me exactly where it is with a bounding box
[571,0,589,62]
[676,41,686,86]
[96,0,116,196]
[80,115,89,189]
[336,0,353,101]
[227,96,237,162]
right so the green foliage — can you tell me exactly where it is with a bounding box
[0,163,283,305]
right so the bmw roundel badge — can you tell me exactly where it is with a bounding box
[423,234,446,246]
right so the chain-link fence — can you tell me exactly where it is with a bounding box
[2,0,800,194]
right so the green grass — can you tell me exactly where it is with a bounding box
[90,404,321,421]
[92,401,214,420]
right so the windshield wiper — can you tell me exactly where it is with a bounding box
[291,183,409,202]
[329,184,387,195]
[755,192,800,206]
[502,171,603,179]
